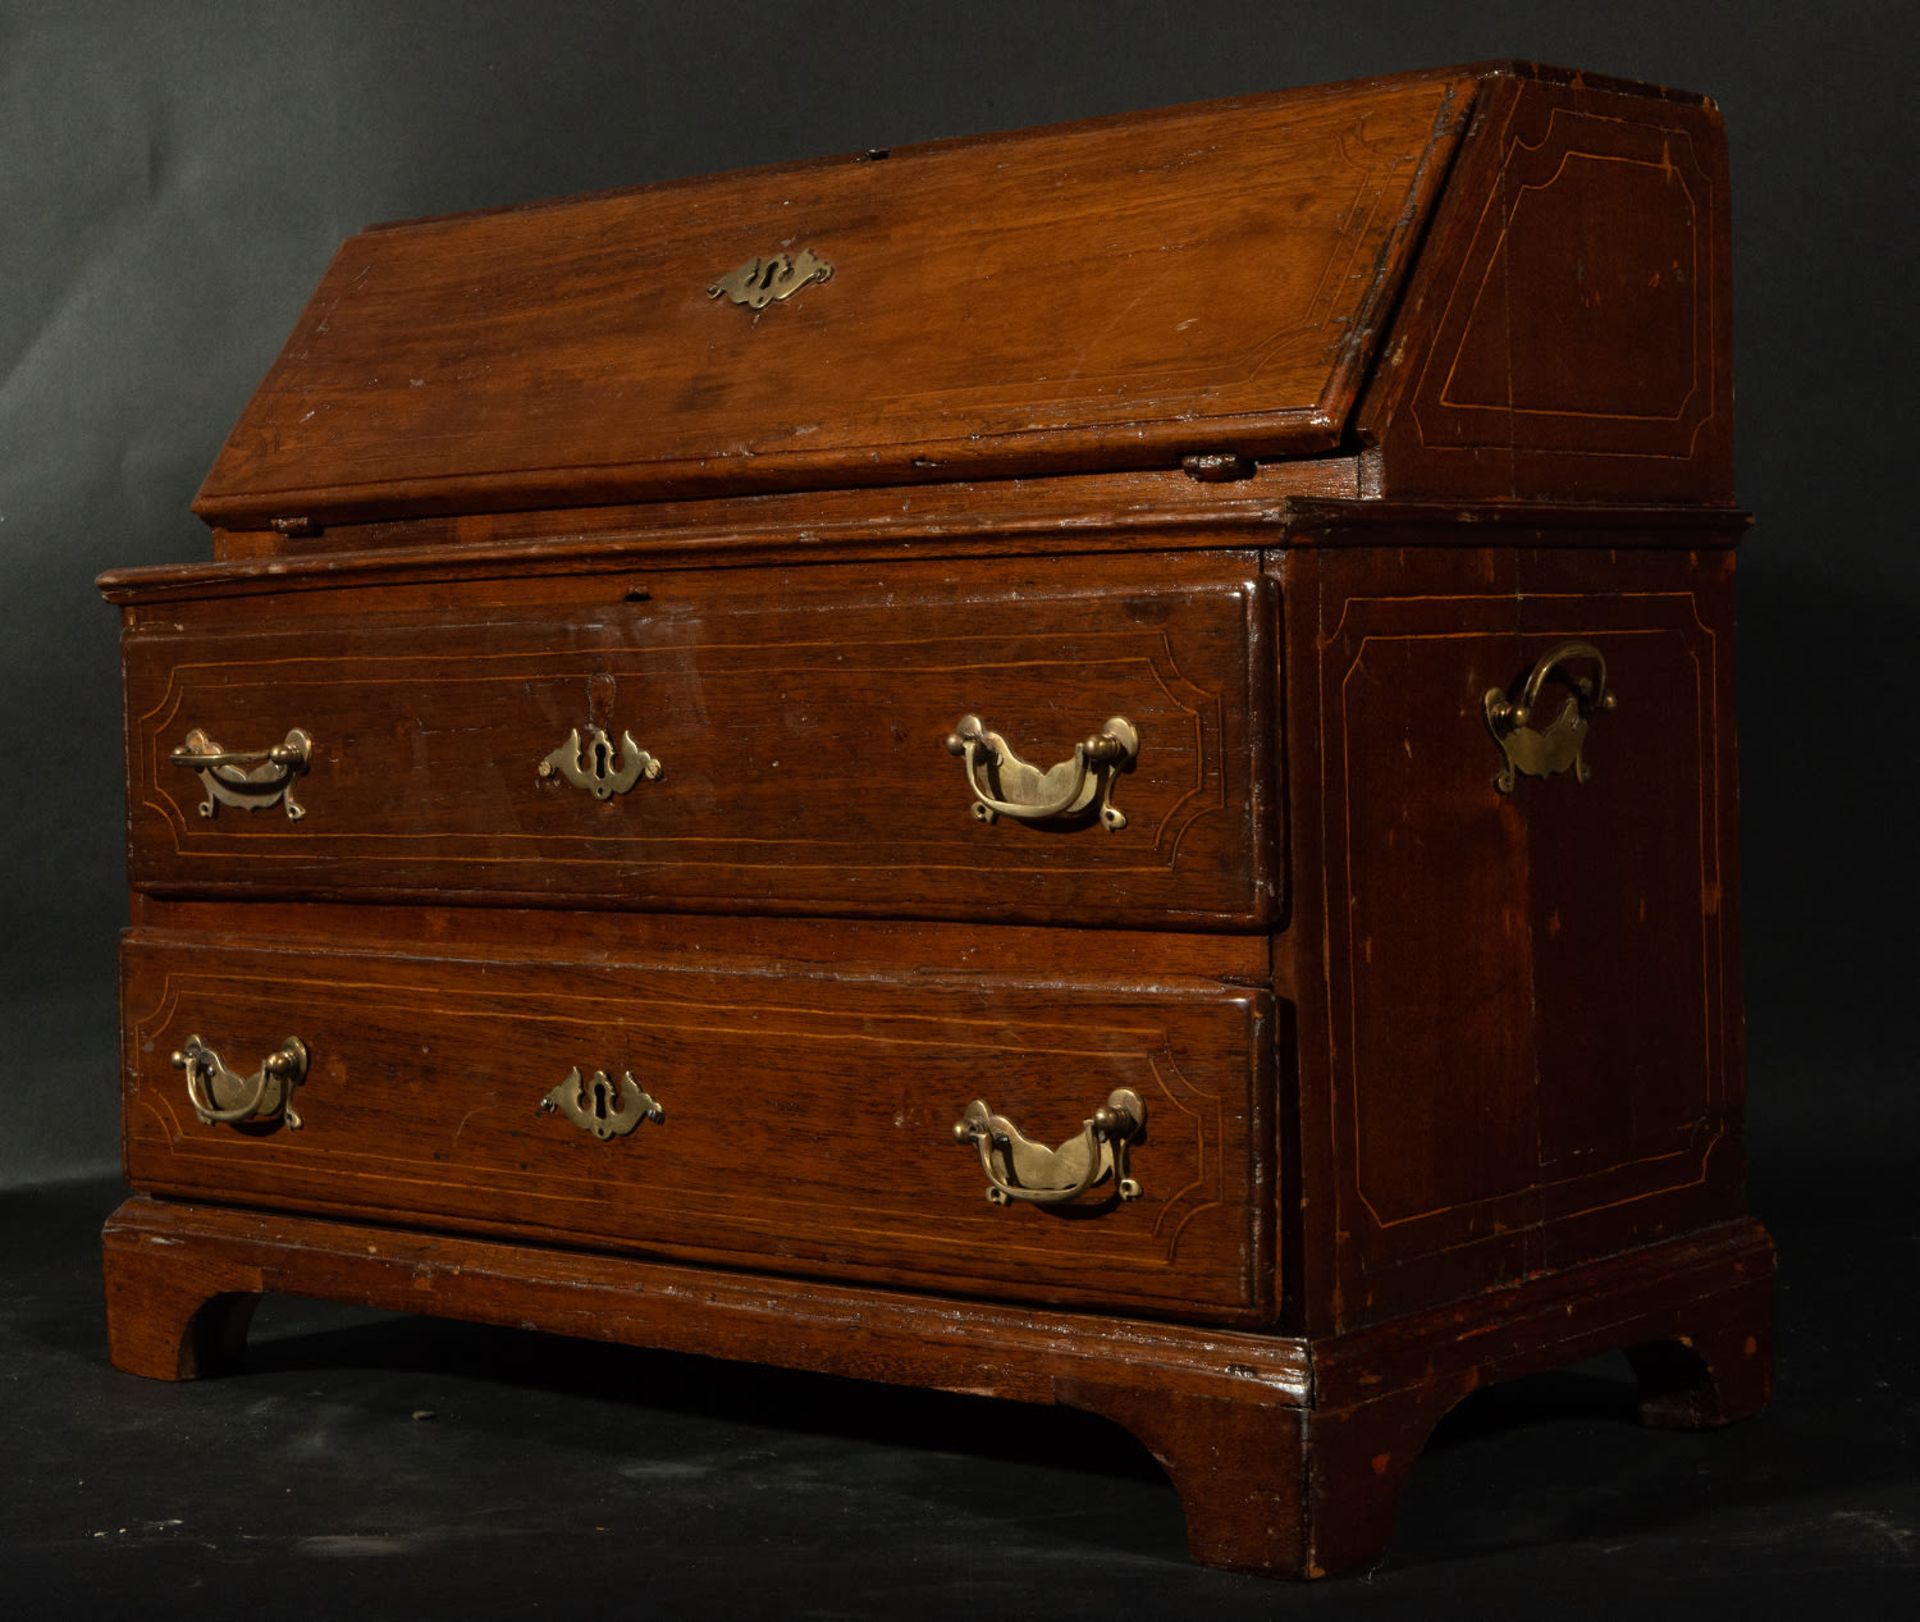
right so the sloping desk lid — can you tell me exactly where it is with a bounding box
[196,71,1474,528]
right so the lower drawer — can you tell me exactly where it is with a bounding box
[120,930,1273,1321]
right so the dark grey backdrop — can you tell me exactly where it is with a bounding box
[4,0,1914,1206]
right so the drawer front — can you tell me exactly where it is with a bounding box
[121,932,1274,1320]
[125,553,1274,928]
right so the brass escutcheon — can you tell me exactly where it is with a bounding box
[1483,641,1617,793]
[171,727,312,820]
[707,247,834,310]
[952,1088,1146,1206]
[540,1068,664,1141]
[945,714,1137,831]
[538,725,663,801]
[172,1034,308,1130]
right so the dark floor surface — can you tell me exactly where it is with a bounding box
[2,1179,1914,1619]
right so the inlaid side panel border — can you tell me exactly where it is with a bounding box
[1287,543,1747,1330]
[1358,74,1735,503]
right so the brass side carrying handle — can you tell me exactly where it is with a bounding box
[171,728,312,820]
[171,1035,308,1130]
[1483,641,1617,793]
[952,1088,1146,1206]
[945,715,1138,831]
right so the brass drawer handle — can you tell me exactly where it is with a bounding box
[1483,640,1618,793]
[539,1068,665,1141]
[172,1035,308,1130]
[945,714,1138,831]
[171,728,312,820]
[952,1088,1145,1205]
[538,725,663,801]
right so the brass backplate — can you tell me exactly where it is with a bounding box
[171,727,312,820]
[707,248,834,309]
[541,1068,664,1141]
[538,725,662,801]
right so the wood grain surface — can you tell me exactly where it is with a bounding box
[195,74,1471,526]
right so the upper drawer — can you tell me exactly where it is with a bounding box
[125,553,1277,928]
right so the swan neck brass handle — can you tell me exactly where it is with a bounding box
[171,728,312,820]
[539,1068,665,1140]
[171,1035,308,1130]
[945,714,1138,831]
[952,1088,1146,1205]
[1483,640,1617,793]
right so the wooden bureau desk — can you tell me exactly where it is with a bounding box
[99,62,1771,1577]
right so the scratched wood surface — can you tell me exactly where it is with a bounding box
[119,929,1273,1320]
[192,73,1471,527]
[1283,539,1748,1329]
[123,550,1275,927]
